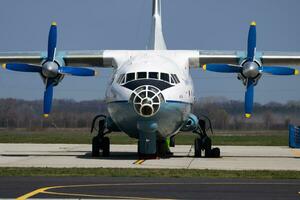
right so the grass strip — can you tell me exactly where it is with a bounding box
[0,167,299,179]
[0,132,288,146]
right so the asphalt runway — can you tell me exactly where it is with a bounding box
[0,144,300,170]
[0,177,299,200]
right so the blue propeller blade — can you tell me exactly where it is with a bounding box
[47,22,57,61]
[3,63,41,73]
[247,22,257,61]
[58,66,96,76]
[43,78,55,117]
[245,79,255,118]
[203,64,242,73]
[261,66,298,75]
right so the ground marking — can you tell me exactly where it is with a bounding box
[16,186,57,200]
[17,182,300,199]
[133,159,145,165]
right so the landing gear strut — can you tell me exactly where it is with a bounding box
[91,115,111,157]
[193,116,220,158]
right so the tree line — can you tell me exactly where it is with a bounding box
[0,98,299,130]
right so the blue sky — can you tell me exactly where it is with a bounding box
[0,0,299,103]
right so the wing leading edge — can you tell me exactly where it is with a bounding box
[0,50,114,67]
[190,50,300,67]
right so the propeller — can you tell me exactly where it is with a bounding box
[202,21,299,118]
[2,22,97,118]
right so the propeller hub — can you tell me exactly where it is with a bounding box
[42,61,59,78]
[242,61,260,78]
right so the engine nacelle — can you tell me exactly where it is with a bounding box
[180,113,199,132]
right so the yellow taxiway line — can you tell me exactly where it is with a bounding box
[134,159,145,165]
[17,182,300,199]
[16,186,57,200]
[17,183,176,200]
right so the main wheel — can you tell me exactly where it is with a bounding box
[194,138,202,157]
[102,137,110,157]
[211,147,220,158]
[203,137,212,157]
[92,136,101,157]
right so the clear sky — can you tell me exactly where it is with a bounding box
[0,0,299,103]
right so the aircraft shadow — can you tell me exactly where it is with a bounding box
[76,152,199,160]
[77,152,140,160]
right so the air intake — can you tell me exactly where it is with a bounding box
[130,85,164,117]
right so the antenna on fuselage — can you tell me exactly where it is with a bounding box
[148,0,167,50]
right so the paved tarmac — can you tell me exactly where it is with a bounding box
[0,177,299,200]
[0,144,300,170]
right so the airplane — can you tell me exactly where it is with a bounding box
[1,0,300,158]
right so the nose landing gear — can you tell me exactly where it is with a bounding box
[91,115,111,157]
[193,116,220,158]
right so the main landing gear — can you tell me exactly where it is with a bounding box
[91,115,111,157]
[193,116,220,158]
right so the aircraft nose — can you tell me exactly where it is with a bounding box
[130,85,164,117]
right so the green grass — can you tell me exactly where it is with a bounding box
[0,130,288,146]
[0,167,299,179]
[210,135,288,146]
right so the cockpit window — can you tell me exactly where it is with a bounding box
[117,74,125,84]
[160,73,169,82]
[137,72,147,79]
[117,72,180,85]
[126,73,135,82]
[171,74,180,84]
[120,75,125,84]
[149,72,158,79]
[170,76,175,84]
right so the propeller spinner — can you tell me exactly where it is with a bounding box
[2,22,97,117]
[202,22,299,118]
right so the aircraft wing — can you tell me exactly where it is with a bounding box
[192,50,300,67]
[0,50,114,67]
[190,49,300,119]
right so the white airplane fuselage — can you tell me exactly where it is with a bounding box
[105,50,196,139]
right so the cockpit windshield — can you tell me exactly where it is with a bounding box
[117,72,180,85]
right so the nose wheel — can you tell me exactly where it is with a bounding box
[193,116,220,158]
[91,115,111,157]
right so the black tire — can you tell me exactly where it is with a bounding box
[194,138,202,157]
[102,137,110,157]
[211,147,221,158]
[92,137,101,157]
[170,136,175,147]
[203,137,212,157]
[204,148,212,157]
[157,140,173,158]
